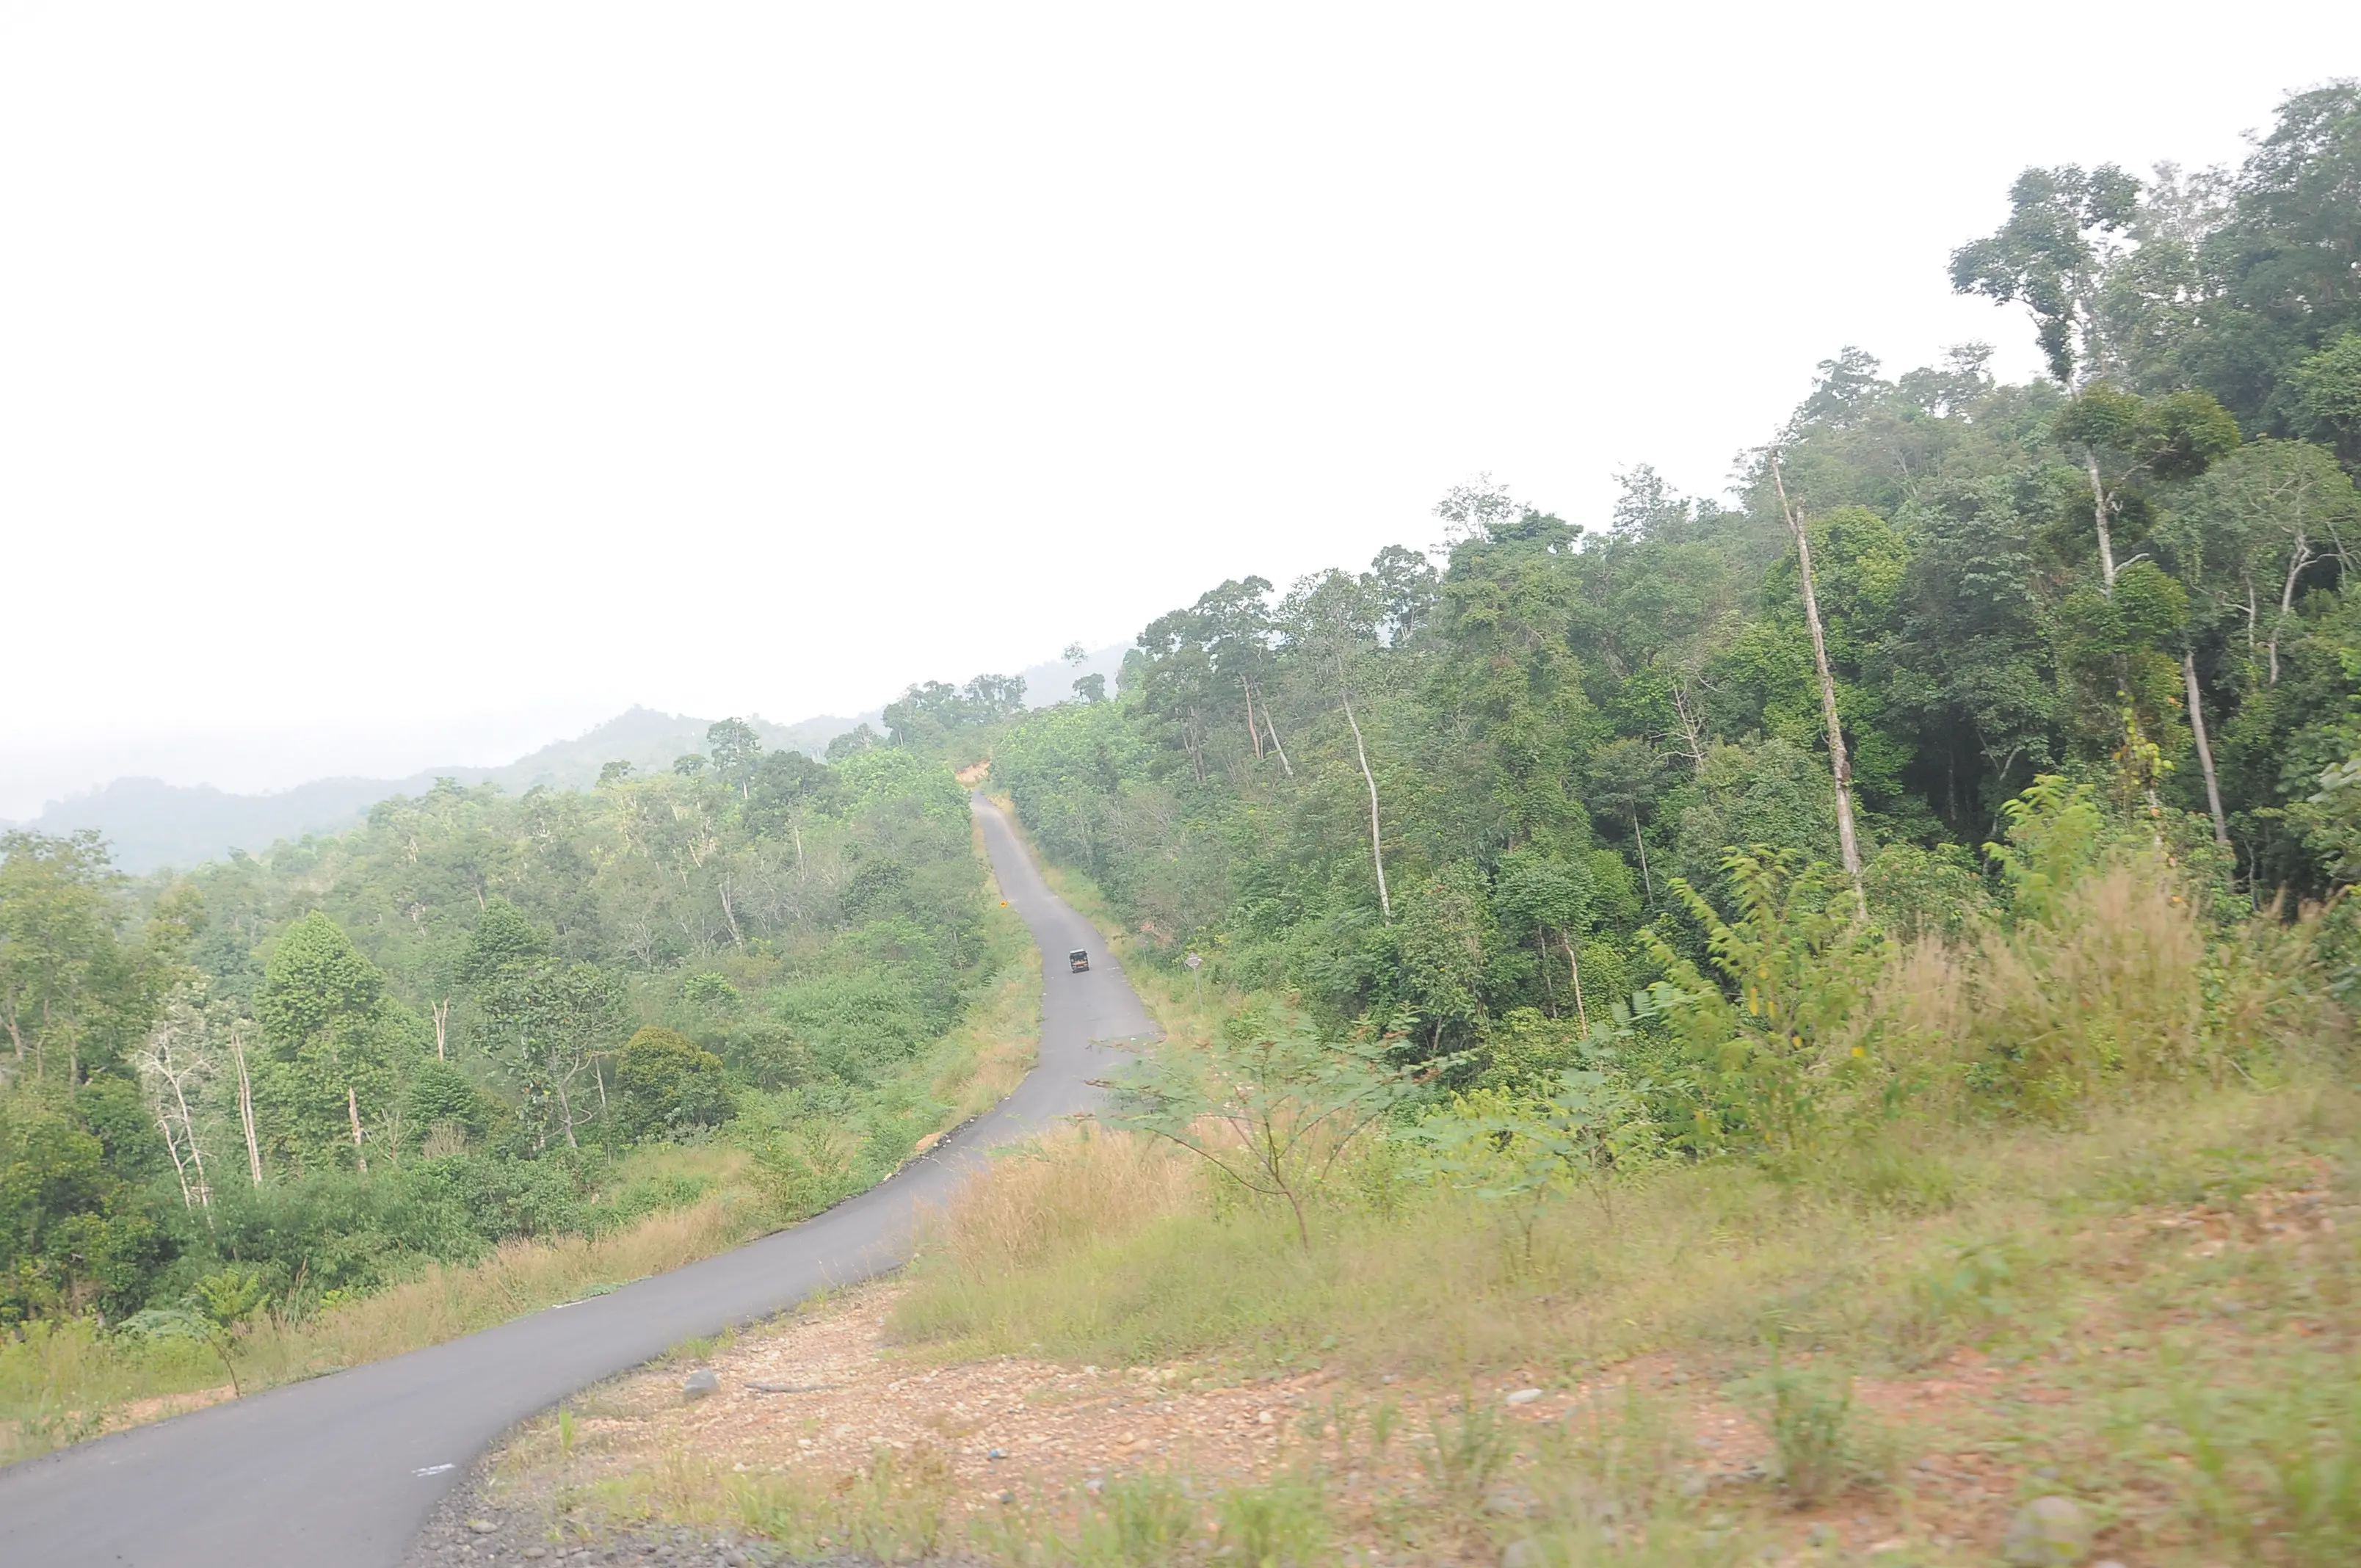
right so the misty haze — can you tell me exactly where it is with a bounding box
[4,8,2360,1568]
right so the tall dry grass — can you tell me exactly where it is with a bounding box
[926,1126,1199,1278]
[1862,861,2321,1122]
[893,1075,2352,1386]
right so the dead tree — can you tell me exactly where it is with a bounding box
[1771,453,1867,917]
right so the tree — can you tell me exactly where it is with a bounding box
[1950,162,2144,386]
[2180,83,2361,432]
[1586,740,1669,910]
[131,982,216,1211]
[2291,332,2361,472]
[2183,441,2360,685]
[2051,383,2240,589]
[1492,850,1595,1032]
[1109,1012,1412,1249]
[0,831,150,1081]
[827,722,881,761]
[1282,569,1393,919]
[476,959,627,1149]
[1393,864,1493,1057]
[706,718,764,799]
[614,1026,734,1140]
[253,913,399,1172]
[1769,454,1867,912]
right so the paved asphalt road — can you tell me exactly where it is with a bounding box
[0,796,1155,1568]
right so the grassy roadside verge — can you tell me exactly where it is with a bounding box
[458,824,2361,1565]
[463,1074,2360,1568]
[0,846,1045,1467]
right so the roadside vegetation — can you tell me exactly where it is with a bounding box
[1,730,1039,1462]
[485,821,2351,1566]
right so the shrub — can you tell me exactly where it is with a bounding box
[1649,849,1887,1160]
[615,1028,735,1141]
[404,1059,493,1149]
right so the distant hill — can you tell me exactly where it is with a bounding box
[17,707,866,873]
[471,707,863,794]
[1012,643,1128,706]
[14,642,1134,874]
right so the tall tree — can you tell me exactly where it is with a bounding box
[1283,569,1394,921]
[1951,163,2144,386]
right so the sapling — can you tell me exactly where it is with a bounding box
[1107,1011,1413,1249]
[189,1267,269,1397]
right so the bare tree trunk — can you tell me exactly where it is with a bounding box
[1561,933,1589,1036]
[1669,683,1709,773]
[232,1023,262,1186]
[717,882,747,950]
[348,1086,368,1174]
[2084,445,2119,588]
[170,1071,209,1210]
[1772,454,1867,916]
[159,1110,196,1210]
[556,1072,579,1148]
[1631,812,1655,910]
[1262,708,1294,777]
[431,998,450,1062]
[1242,679,1263,759]
[1340,687,1390,921]
[2271,534,2310,685]
[2185,650,2232,846]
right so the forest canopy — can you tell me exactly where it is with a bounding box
[981,81,2361,1059]
[1,734,1001,1326]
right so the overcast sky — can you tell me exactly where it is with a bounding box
[1,3,2352,818]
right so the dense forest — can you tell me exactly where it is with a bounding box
[1,733,1006,1326]
[984,82,2361,1059]
[5,81,2358,1361]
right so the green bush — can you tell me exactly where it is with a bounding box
[614,1027,735,1141]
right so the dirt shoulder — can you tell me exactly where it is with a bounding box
[422,1286,2083,1565]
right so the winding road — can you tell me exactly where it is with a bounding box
[0,796,1153,1568]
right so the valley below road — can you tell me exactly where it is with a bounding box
[0,796,1153,1568]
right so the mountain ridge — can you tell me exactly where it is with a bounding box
[10,643,1131,872]
[12,706,867,873]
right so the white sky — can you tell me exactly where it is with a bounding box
[2,2,2353,817]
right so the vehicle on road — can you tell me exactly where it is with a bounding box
[1069,948,1089,972]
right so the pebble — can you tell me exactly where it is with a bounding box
[467,1520,498,1535]
[1500,1540,1545,1568]
[1504,1388,1542,1405]
[681,1370,719,1402]
[2003,1495,2092,1567]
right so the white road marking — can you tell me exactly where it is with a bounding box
[413,1464,455,1476]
